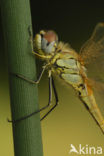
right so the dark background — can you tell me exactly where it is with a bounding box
[1,1,104,156]
[31,1,104,49]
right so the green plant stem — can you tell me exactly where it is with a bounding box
[0,0,43,156]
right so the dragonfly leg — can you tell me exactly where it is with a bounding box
[41,76,59,121]
[8,71,52,123]
[10,64,47,84]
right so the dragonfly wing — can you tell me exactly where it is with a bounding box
[80,23,104,63]
[79,23,104,83]
[79,23,104,112]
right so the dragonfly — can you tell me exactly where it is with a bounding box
[9,23,104,133]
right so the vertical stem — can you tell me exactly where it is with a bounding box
[0,0,43,156]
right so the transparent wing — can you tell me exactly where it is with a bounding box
[79,23,104,83]
[80,23,104,64]
[79,23,104,108]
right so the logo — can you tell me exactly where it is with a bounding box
[69,144,103,155]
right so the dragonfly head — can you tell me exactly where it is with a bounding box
[34,30,58,55]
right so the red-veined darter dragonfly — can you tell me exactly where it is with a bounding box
[9,23,104,133]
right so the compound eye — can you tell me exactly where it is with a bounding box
[39,30,58,54]
[41,37,56,54]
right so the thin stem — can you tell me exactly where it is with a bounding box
[0,0,43,156]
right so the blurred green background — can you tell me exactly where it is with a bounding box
[1,1,104,156]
